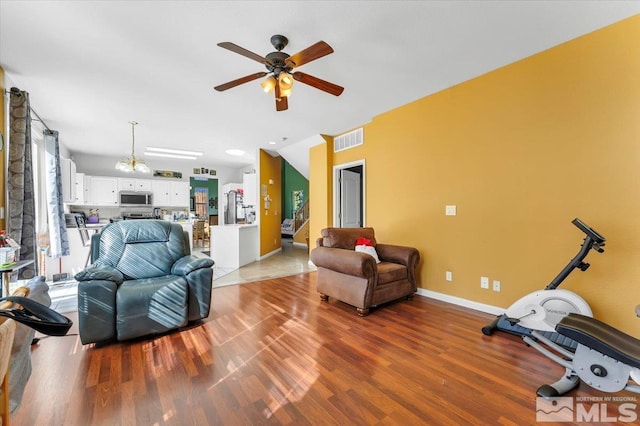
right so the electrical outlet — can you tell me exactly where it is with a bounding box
[445,205,457,216]
[445,271,452,282]
[480,276,489,289]
[493,280,501,292]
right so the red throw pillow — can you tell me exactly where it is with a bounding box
[355,237,373,246]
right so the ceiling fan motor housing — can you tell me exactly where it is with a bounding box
[214,34,343,111]
[265,51,292,76]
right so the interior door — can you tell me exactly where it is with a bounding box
[340,169,361,228]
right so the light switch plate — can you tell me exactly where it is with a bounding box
[445,205,457,216]
[481,276,489,289]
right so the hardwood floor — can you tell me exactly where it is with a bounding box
[12,272,639,425]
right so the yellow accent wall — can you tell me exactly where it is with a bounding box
[309,137,333,248]
[0,67,5,231]
[313,15,640,334]
[259,149,282,256]
[293,220,310,247]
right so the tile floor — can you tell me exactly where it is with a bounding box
[193,237,315,287]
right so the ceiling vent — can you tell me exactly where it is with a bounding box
[334,128,363,152]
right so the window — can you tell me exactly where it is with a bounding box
[194,187,208,219]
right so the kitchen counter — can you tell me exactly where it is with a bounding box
[209,224,258,268]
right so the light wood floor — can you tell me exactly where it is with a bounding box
[12,272,639,425]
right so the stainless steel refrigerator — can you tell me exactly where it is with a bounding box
[225,190,237,224]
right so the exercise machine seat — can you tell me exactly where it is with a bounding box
[556,313,640,369]
[75,220,214,344]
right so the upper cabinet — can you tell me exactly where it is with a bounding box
[151,180,171,206]
[73,174,188,207]
[87,176,118,206]
[151,180,189,207]
[74,172,86,205]
[118,178,152,192]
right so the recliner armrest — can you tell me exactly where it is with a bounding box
[376,244,420,267]
[310,246,377,278]
[75,265,124,284]
[172,255,215,276]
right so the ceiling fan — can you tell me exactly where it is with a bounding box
[214,34,344,111]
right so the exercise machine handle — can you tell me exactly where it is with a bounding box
[572,218,605,245]
[545,218,606,290]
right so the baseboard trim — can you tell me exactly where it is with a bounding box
[292,241,308,249]
[259,247,282,261]
[416,288,505,316]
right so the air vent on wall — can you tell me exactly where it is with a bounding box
[334,128,363,152]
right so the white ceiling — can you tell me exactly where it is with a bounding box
[1,1,639,170]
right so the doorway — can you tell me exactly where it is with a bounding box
[189,177,219,225]
[333,160,365,228]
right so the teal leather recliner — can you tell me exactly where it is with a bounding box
[75,220,214,344]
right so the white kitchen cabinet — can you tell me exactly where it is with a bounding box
[151,180,171,206]
[118,178,152,192]
[60,157,77,204]
[74,172,86,205]
[170,181,189,207]
[82,174,91,205]
[135,179,152,191]
[88,176,118,205]
[152,180,189,207]
[118,178,134,191]
[242,173,257,207]
[209,224,258,268]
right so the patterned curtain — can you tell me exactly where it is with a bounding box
[8,88,37,279]
[43,130,69,259]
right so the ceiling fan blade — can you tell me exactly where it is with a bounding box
[275,82,288,111]
[293,72,344,96]
[214,72,267,92]
[217,42,273,66]
[285,41,333,68]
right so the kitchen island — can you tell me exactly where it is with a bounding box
[208,224,258,268]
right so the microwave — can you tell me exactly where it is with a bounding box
[119,191,153,206]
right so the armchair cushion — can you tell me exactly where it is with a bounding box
[320,227,377,250]
[116,275,188,341]
[74,265,124,284]
[172,255,215,276]
[377,262,408,284]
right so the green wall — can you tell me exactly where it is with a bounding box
[281,159,308,220]
[190,177,219,216]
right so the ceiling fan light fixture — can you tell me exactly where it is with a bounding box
[261,76,276,93]
[115,121,151,174]
[281,86,293,97]
[278,72,294,92]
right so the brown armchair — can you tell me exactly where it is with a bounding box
[310,227,420,316]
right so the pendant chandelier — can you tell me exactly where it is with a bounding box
[115,120,150,173]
